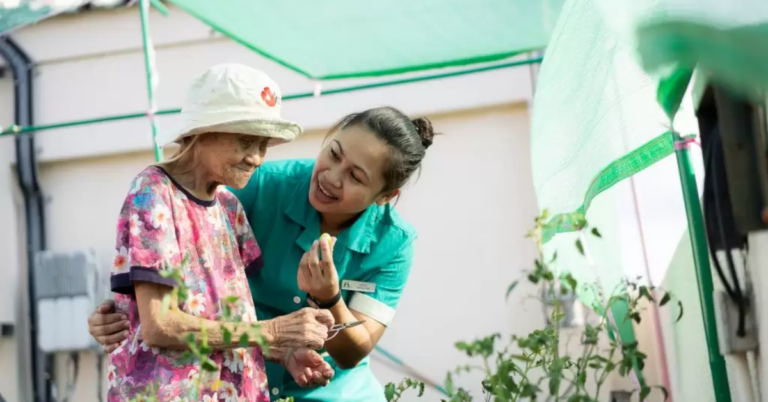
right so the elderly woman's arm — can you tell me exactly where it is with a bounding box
[134,282,334,352]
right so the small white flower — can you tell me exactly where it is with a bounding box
[202,394,218,402]
[185,292,206,315]
[207,207,222,230]
[129,214,142,236]
[200,247,213,269]
[150,203,171,230]
[112,247,129,272]
[107,363,119,387]
[218,381,239,402]
[128,177,145,195]
[223,349,245,373]
[140,340,159,355]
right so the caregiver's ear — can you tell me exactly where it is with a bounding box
[376,188,400,205]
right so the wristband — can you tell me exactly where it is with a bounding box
[306,292,341,309]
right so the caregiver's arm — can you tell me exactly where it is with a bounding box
[323,299,386,369]
[300,239,412,369]
[135,281,332,351]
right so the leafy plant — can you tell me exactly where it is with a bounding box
[385,211,681,402]
[125,258,268,402]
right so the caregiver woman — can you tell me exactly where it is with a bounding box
[89,106,435,401]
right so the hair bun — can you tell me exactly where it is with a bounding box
[412,117,435,149]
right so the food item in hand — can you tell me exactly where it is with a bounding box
[319,233,332,246]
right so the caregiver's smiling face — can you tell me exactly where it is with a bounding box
[309,125,394,216]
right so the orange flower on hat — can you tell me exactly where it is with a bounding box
[261,87,277,107]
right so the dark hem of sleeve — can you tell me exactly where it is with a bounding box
[111,266,178,295]
[245,255,264,276]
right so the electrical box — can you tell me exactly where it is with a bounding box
[33,249,99,352]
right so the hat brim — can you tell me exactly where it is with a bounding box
[170,117,304,148]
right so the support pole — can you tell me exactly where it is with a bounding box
[673,132,733,402]
[0,57,543,137]
[139,0,162,162]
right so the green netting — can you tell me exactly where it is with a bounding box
[166,0,564,79]
[530,0,690,243]
[0,0,70,34]
[595,0,768,103]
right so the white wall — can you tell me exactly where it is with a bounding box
[0,4,545,402]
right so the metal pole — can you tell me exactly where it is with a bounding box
[139,0,162,162]
[0,37,53,402]
[0,57,544,137]
[673,132,733,402]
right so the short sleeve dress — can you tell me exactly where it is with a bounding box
[107,166,270,402]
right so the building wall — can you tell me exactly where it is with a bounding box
[0,5,549,402]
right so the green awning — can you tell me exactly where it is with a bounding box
[166,0,564,79]
[0,0,67,34]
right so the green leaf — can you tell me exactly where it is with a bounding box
[161,294,172,314]
[565,273,578,291]
[223,327,232,345]
[640,386,652,401]
[444,372,454,396]
[660,292,671,306]
[239,333,250,348]
[159,269,174,278]
[657,385,670,402]
[676,300,684,322]
[591,228,602,238]
[639,286,654,302]
[575,239,584,255]
[505,281,519,301]
[384,382,396,401]
[201,359,218,372]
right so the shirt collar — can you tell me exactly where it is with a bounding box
[284,174,378,254]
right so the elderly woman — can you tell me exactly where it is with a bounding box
[107,64,335,402]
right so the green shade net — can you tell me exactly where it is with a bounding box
[0,0,75,34]
[166,0,565,79]
[597,0,768,104]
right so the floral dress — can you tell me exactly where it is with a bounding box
[108,166,270,402]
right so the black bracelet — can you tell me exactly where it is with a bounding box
[306,292,341,309]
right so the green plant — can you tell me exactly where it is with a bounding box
[385,211,681,402]
[126,257,268,402]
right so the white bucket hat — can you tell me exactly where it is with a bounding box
[158,63,303,148]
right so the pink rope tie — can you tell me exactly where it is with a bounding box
[674,136,701,150]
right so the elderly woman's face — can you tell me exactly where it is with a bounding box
[197,132,268,189]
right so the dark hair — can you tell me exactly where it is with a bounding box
[328,107,436,193]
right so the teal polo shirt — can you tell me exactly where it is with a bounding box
[229,158,417,402]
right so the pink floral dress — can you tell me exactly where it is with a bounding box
[108,166,270,402]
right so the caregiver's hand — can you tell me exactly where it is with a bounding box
[87,299,129,354]
[261,308,335,350]
[285,348,335,387]
[297,236,339,301]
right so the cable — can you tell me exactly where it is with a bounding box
[56,352,80,402]
[97,353,104,402]
[702,126,748,337]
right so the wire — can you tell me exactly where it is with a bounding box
[702,127,748,337]
[57,352,80,402]
[97,353,104,402]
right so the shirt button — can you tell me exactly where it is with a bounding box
[293,296,301,304]
[272,387,280,396]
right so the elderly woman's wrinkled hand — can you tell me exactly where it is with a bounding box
[285,348,334,387]
[87,299,130,354]
[262,307,335,350]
